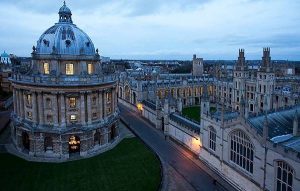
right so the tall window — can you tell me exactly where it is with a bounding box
[209,127,216,151]
[276,161,293,191]
[66,63,74,75]
[230,130,254,173]
[69,97,76,108]
[87,63,93,74]
[106,92,112,103]
[43,63,50,74]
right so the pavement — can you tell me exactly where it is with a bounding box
[119,104,237,191]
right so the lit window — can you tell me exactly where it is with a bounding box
[209,127,216,151]
[26,94,32,106]
[230,130,254,173]
[106,92,112,102]
[276,161,293,191]
[69,97,76,108]
[87,63,93,74]
[44,63,50,74]
[70,114,77,121]
[66,63,74,75]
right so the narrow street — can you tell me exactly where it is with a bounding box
[119,104,236,191]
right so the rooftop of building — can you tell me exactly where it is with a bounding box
[248,105,300,152]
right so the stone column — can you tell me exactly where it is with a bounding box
[32,92,38,123]
[52,93,59,127]
[37,92,44,125]
[98,91,103,119]
[13,89,17,115]
[16,90,20,116]
[87,93,92,125]
[20,91,25,119]
[60,93,66,127]
[111,88,115,113]
[80,93,86,125]
[103,91,107,118]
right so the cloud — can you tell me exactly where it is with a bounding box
[0,0,299,60]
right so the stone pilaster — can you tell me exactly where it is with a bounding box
[16,90,20,116]
[87,93,92,125]
[60,93,66,127]
[52,93,59,127]
[37,92,44,125]
[20,90,25,119]
[111,88,115,113]
[80,93,86,125]
[13,89,17,115]
[98,91,103,119]
[32,92,38,123]
[103,90,107,118]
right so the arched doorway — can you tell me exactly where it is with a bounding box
[110,125,116,141]
[44,136,53,152]
[94,132,101,146]
[22,132,30,151]
[69,135,80,154]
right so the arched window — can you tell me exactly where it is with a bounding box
[209,127,216,151]
[276,161,293,191]
[230,130,254,173]
[46,98,52,108]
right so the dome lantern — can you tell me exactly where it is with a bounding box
[59,1,72,23]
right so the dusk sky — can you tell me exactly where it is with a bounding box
[0,0,299,60]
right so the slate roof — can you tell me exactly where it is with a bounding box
[248,105,300,152]
[141,100,156,110]
[170,113,200,133]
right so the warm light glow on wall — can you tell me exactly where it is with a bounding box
[137,103,143,111]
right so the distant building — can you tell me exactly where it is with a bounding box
[192,54,203,76]
[118,47,300,191]
[0,51,12,92]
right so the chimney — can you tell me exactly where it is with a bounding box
[293,110,299,136]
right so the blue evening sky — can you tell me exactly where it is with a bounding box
[0,0,299,60]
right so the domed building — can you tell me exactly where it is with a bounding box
[10,2,119,159]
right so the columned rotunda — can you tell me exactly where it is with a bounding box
[10,2,119,158]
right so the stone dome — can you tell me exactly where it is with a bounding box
[35,2,95,56]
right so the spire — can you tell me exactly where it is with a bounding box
[58,1,73,23]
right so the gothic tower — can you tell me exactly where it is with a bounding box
[233,49,248,111]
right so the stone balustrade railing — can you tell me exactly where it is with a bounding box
[11,74,118,86]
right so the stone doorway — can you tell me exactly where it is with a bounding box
[22,132,30,151]
[69,135,80,154]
